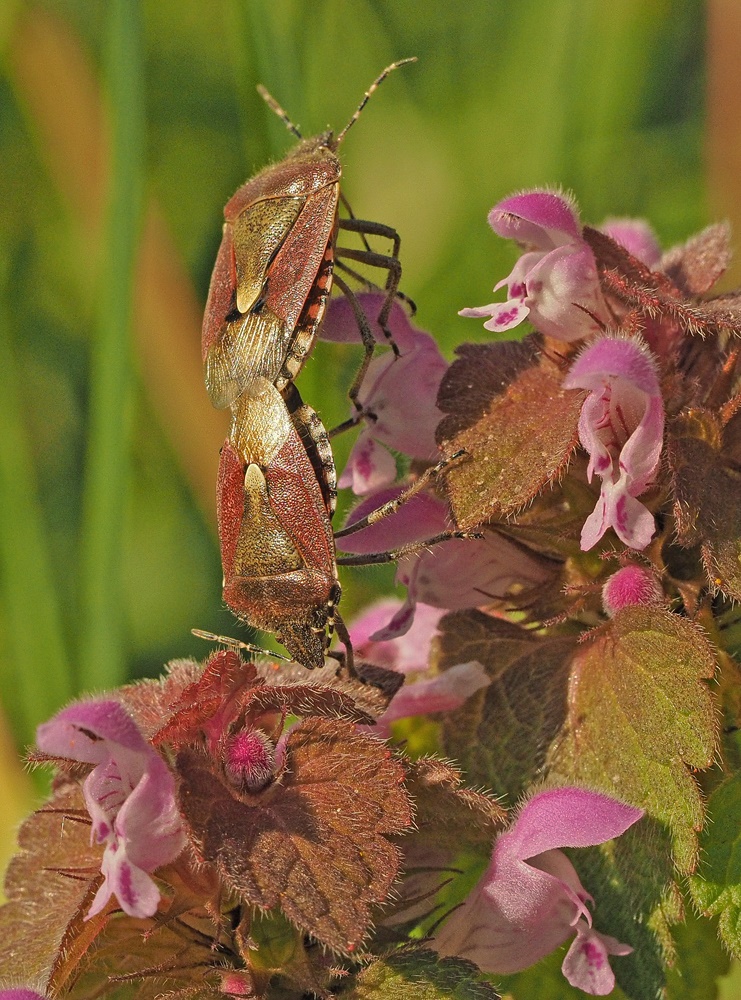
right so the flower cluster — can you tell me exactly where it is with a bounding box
[3,173,741,1000]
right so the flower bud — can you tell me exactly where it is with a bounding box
[601,565,663,617]
[224,728,276,793]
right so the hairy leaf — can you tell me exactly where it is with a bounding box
[548,606,717,871]
[661,222,732,296]
[435,610,575,801]
[68,914,223,1000]
[669,408,741,601]
[248,658,403,724]
[118,656,205,739]
[585,227,741,339]
[0,782,106,992]
[436,340,581,530]
[344,948,499,1000]
[380,757,507,935]
[403,756,507,850]
[688,771,741,958]
[137,651,400,748]
[177,717,412,954]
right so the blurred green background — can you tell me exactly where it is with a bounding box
[0,0,733,887]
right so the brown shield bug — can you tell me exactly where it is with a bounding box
[217,376,347,670]
[202,59,415,412]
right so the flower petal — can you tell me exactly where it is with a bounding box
[489,190,581,246]
[502,787,644,860]
[378,661,490,729]
[601,217,661,268]
[338,432,398,495]
[320,292,417,352]
[564,335,664,551]
[349,599,445,674]
[562,920,633,995]
[36,699,149,763]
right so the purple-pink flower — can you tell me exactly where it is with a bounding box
[460,190,608,341]
[338,488,551,639]
[36,699,186,919]
[601,218,662,268]
[433,787,643,995]
[563,335,664,551]
[323,292,448,495]
[349,599,489,737]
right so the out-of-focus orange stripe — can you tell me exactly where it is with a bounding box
[10,7,107,238]
[0,706,34,898]
[8,6,225,520]
[708,0,741,288]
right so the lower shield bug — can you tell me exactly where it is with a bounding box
[217,376,344,670]
[202,60,415,412]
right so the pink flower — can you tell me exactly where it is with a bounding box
[433,787,643,994]
[460,190,608,341]
[36,699,186,919]
[349,599,489,737]
[601,218,662,268]
[563,335,664,551]
[339,488,553,639]
[349,599,446,674]
[322,293,448,494]
[601,565,663,617]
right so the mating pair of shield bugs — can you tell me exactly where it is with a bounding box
[202,62,416,671]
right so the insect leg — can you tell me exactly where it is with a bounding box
[336,224,404,354]
[336,530,481,566]
[335,256,417,315]
[333,272,383,414]
[333,451,467,539]
[332,610,356,678]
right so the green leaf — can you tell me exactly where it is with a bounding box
[665,906,731,1000]
[688,770,741,957]
[547,606,717,871]
[575,820,682,1000]
[436,340,581,531]
[345,949,500,1000]
[79,0,144,689]
[718,960,741,1000]
[437,606,718,872]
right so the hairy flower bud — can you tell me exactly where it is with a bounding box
[602,565,663,617]
[224,728,276,793]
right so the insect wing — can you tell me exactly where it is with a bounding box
[218,380,338,668]
[202,145,341,408]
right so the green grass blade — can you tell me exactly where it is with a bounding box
[79,0,144,690]
[0,259,73,744]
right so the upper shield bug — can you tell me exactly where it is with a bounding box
[217,376,345,670]
[202,59,415,412]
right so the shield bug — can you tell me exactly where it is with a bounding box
[217,376,344,670]
[202,59,415,412]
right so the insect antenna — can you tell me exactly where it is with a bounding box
[335,57,417,145]
[256,84,303,139]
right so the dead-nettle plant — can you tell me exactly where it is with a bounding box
[3,186,741,1000]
